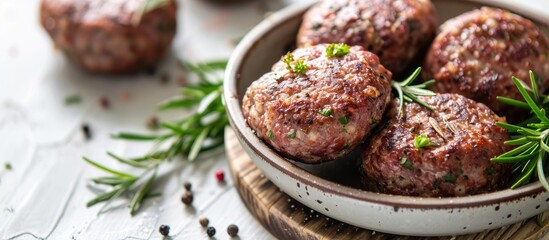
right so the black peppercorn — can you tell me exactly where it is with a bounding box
[81,123,92,140]
[206,226,216,237]
[227,224,239,237]
[99,96,110,109]
[199,216,209,227]
[159,224,170,236]
[181,191,193,205]
[184,181,192,191]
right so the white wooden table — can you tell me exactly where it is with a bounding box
[1,0,548,239]
[0,0,293,239]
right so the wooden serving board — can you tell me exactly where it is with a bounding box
[225,128,549,240]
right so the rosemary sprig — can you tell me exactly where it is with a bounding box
[492,71,549,191]
[391,67,436,116]
[85,60,228,215]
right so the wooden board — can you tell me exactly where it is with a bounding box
[225,128,549,240]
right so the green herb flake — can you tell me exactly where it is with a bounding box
[320,108,332,117]
[487,166,495,175]
[326,43,350,58]
[293,59,309,75]
[414,134,433,148]
[65,95,82,105]
[5,162,12,170]
[282,52,294,71]
[267,130,274,141]
[338,116,349,125]
[400,158,413,170]
[288,129,296,139]
[442,173,457,184]
[342,143,349,149]
[370,118,377,125]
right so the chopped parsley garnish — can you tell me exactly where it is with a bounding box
[414,134,433,148]
[326,43,350,58]
[282,52,294,71]
[267,130,274,141]
[338,116,349,125]
[282,52,308,75]
[320,108,332,117]
[442,173,457,184]
[5,162,12,170]
[400,158,413,170]
[293,59,309,75]
[288,129,296,139]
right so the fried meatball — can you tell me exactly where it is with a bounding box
[423,7,549,121]
[242,44,392,164]
[361,94,511,197]
[297,0,437,75]
[40,0,177,74]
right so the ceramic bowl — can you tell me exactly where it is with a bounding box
[224,0,549,236]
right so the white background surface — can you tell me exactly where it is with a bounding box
[1,0,548,239]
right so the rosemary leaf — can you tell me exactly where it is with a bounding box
[496,96,529,109]
[112,133,164,141]
[537,152,549,191]
[497,142,536,158]
[92,177,131,186]
[130,173,156,216]
[107,152,151,169]
[86,185,129,207]
[504,137,530,146]
[84,157,136,179]
[491,152,539,163]
[158,98,201,111]
[188,127,211,161]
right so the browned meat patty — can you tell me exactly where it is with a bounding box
[40,0,177,74]
[423,7,549,121]
[242,44,392,164]
[297,0,437,75]
[361,93,511,197]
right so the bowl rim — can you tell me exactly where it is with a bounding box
[224,0,549,210]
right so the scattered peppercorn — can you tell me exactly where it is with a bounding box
[159,73,170,84]
[181,191,193,205]
[81,123,92,140]
[146,116,159,130]
[199,216,209,227]
[99,96,110,109]
[159,224,170,236]
[227,224,239,237]
[206,226,216,237]
[215,170,225,182]
[184,181,192,191]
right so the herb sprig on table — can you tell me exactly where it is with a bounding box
[84,61,227,215]
[492,71,549,191]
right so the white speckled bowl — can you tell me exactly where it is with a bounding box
[224,0,549,236]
